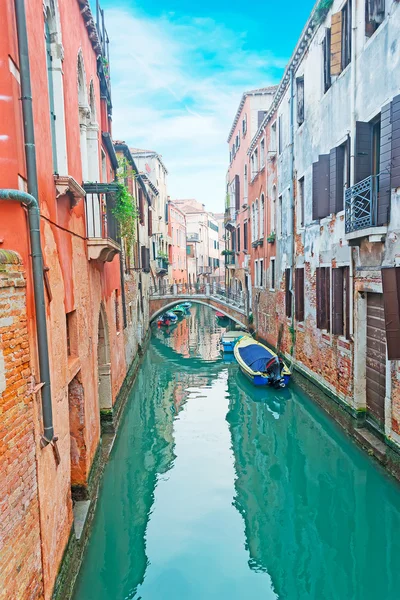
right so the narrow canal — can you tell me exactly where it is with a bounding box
[74,304,400,600]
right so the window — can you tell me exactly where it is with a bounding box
[316,267,331,331]
[235,174,240,212]
[341,1,352,70]
[366,0,385,37]
[251,149,259,179]
[270,121,277,153]
[278,114,283,154]
[115,290,120,332]
[298,177,305,229]
[44,2,67,175]
[244,163,248,203]
[381,266,400,359]
[260,139,265,168]
[260,259,264,288]
[296,76,304,125]
[278,195,283,238]
[295,269,304,322]
[271,185,277,234]
[260,194,265,238]
[66,311,77,357]
[270,258,276,291]
[332,266,350,337]
[243,221,248,251]
[138,188,144,224]
[254,260,259,287]
[255,199,259,241]
[148,207,152,236]
[237,227,241,252]
[312,154,330,220]
[285,268,292,318]
[323,28,332,92]
[242,114,247,135]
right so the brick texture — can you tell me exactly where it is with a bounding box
[0,251,43,600]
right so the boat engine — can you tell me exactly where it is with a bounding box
[265,357,285,388]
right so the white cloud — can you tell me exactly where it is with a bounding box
[107,9,285,211]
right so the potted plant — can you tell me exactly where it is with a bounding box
[267,231,276,243]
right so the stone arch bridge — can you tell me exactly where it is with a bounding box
[149,284,249,328]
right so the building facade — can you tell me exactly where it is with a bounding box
[227,0,400,455]
[168,201,188,285]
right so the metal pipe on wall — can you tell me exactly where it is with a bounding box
[13,0,55,446]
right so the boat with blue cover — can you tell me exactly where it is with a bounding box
[234,336,291,388]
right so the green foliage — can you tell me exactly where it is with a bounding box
[113,157,138,257]
[221,249,234,256]
[315,0,334,23]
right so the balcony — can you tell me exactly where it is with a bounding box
[155,258,169,275]
[83,183,121,262]
[345,175,387,244]
[224,207,236,230]
[187,232,200,243]
[197,266,212,275]
[224,254,236,267]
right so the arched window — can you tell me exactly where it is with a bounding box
[271,185,277,234]
[260,194,265,238]
[86,80,100,182]
[255,199,259,241]
[251,204,256,243]
[77,51,89,181]
[44,0,67,174]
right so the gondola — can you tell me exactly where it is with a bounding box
[234,336,291,388]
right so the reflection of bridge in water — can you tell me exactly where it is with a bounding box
[149,282,249,328]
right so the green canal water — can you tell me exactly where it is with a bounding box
[74,304,400,600]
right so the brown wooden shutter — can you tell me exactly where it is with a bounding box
[355,122,372,183]
[316,267,321,328]
[295,268,304,322]
[331,12,343,76]
[141,245,150,272]
[312,161,319,220]
[243,221,248,250]
[138,189,144,224]
[325,267,331,333]
[318,154,330,219]
[148,206,152,236]
[323,28,332,92]
[332,268,344,335]
[320,267,327,329]
[381,266,400,360]
[344,266,351,339]
[235,174,240,211]
[330,145,345,214]
[285,268,292,318]
[391,94,400,190]
[378,101,392,225]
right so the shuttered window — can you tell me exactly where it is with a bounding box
[316,267,331,331]
[323,28,332,92]
[391,95,400,190]
[285,268,292,318]
[332,268,344,335]
[295,268,304,322]
[330,13,342,76]
[341,1,352,70]
[296,77,304,126]
[235,174,240,211]
[237,226,241,252]
[355,121,372,183]
[378,101,392,225]
[312,155,330,220]
[138,188,144,224]
[381,266,400,360]
[329,143,346,214]
[243,221,248,251]
[148,207,152,236]
[141,246,150,272]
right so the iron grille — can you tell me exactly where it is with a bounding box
[345,175,378,234]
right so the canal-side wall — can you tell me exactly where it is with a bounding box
[52,327,152,600]
[0,251,44,599]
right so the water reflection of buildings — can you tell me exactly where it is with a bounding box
[226,376,400,600]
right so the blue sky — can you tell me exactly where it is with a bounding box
[102,0,315,211]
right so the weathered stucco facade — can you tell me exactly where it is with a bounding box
[227,0,400,458]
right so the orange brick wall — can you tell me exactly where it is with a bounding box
[0,251,43,600]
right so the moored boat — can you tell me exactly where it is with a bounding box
[180,302,192,309]
[171,305,186,316]
[234,336,291,388]
[221,330,249,353]
[164,311,178,322]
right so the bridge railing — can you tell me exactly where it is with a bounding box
[149,282,248,314]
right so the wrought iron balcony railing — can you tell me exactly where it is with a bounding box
[345,175,378,234]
